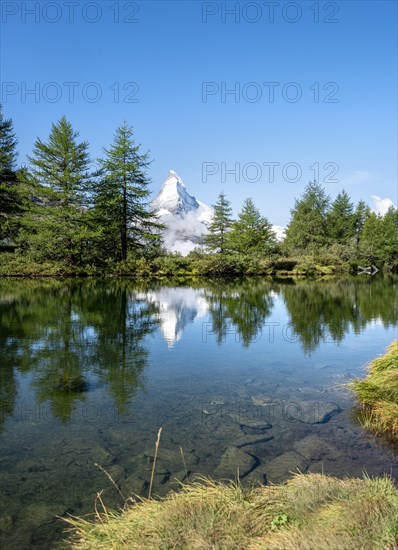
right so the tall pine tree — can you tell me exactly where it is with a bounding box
[0,106,22,245]
[360,207,398,265]
[21,117,94,265]
[227,198,276,255]
[93,122,161,262]
[353,199,371,244]
[284,181,330,253]
[28,116,92,207]
[326,190,355,245]
[203,192,233,253]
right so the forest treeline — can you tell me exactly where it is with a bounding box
[1,107,397,276]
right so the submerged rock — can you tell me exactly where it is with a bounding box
[239,422,272,435]
[294,435,340,461]
[284,401,341,424]
[236,436,273,448]
[214,447,257,479]
[264,451,308,483]
[123,475,149,496]
[24,503,68,525]
[251,395,278,407]
[0,515,13,532]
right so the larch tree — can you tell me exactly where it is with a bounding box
[284,181,330,253]
[227,198,276,255]
[326,190,355,244]
[21,116,94,265]
[203,191,233,254]
[0,106,23,244]
[94,122,162,262]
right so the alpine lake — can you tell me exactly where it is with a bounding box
[0,275,397,549]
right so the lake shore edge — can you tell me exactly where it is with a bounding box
[1,252,396,278]
[66,472,398,549]
[351,341,398,443]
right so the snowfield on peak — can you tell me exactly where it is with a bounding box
[151,170,285,255]
[151,171,199,216]
[151,171,213,255]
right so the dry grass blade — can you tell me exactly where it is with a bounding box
[180,446,189,482]
[66,473,398,549]
[148,427,162,499]
[95,463,126,503]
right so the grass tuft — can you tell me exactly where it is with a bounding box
[64,473,398,549]
[351,341,398,442]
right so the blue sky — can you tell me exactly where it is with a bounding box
[1,0,397,225]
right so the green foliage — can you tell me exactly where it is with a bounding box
[359,207,398,265]
[227,198,276,255]
[0,105,18,173]
[352,341,398,441]
[326,189,355,245]
[28,116,92,207]
[93,122,162,262]
[203,192,233,253]
[191,253,247,275]
[0,106,24,243]
[353,199,371,243]
[284,181,330,253]
[19,117,95,265]
[270,513,291,530]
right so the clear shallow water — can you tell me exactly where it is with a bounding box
[0,276,397,549]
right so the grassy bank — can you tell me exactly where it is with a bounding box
[0,251,364,278]
[352,341,398,442]
[66,473,398,549]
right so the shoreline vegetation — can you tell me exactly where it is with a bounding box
[64,343,398,549]
[352,341,398,443]
[66,473,398,549]
[0,252,396,278]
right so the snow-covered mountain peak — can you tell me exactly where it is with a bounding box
[152,170,199,216]
[152,170,285,255]
[152,171,213,255]
[167,169,180,180]
[164,170,185,189]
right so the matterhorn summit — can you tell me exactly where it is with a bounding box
[152,170,199,216]
[152,170,285,255]
[152,171,213,255]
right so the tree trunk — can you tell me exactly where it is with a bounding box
[122,174,127,261]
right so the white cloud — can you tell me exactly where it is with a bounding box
[371,195,396,216]
[272,225,286,241]
[160,211,208,255]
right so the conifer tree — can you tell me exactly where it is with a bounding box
[360,207,398,265]
[0,106,22,244]
[353,199,371,244]
[326,190,355,244]
[227,198,276,255]
[21,117,94,264]
[93,122,161,262]
[28,116,92,207]
[284,181,330,253]
[203,192,233,253]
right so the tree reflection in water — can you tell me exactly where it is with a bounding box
[0,276,397,427]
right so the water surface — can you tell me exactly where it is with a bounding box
[0,276,397,548]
